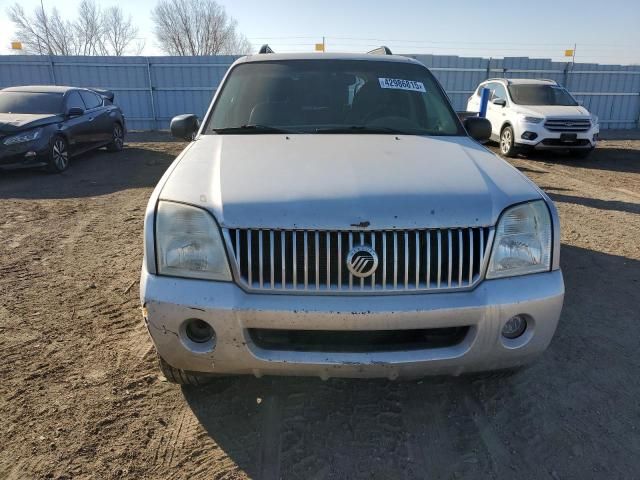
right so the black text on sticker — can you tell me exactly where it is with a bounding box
[378,78,426,92]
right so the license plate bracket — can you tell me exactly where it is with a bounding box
[560,133,578,143]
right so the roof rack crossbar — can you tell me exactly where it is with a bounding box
[367,46,393,55]
[259,44,274,54]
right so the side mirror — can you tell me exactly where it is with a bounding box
[492,98,507,107]
[457,111,478,122]
[67,107,84,117]
[170,114,199,141]
[464,116,492,142]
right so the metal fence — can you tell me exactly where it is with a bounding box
[1,54,639,130]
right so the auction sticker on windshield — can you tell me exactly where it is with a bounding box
[378,78,426,92]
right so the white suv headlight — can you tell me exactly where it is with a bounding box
[518,115,543,124]
[155,201,232,281]
[487,200,552,279]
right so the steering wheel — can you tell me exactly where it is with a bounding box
[363,105,393,124]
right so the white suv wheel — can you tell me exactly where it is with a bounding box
[500,126,517,157]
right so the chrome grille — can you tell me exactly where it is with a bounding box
[544,118,591,132]
[225,227,493,294]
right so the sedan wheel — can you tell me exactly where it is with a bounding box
[106,123,125,152]
[48,137,69,172]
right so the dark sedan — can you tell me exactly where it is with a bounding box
[0,85,126,173]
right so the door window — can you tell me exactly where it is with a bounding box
[79,90,102,110]
[476,83,489,97]
[492,83,508,102]
[65,91,85,112]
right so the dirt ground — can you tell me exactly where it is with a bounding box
[1,135,639,480]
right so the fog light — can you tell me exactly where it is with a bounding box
[502,315,527,339]
[185,319,214,344]
[521,131,538,140]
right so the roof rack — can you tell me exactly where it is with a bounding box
[259,44,274,54]
[367,46,393,55]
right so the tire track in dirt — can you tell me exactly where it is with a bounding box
[2,139,640,479]
[401,380,455,479]
[258,393,282,480]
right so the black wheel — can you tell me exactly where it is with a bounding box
[570,149,593,159]
[158,355,210,386]
[47,136,70,173]
[499,125,518,157]
[106,123,124,152]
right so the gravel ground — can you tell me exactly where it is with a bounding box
[1,136,639,479]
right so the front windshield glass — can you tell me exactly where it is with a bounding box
[206,60,463,135]
[507,84,578,106]
[0,92,64,114]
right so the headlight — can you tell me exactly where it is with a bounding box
[3,128,42,145]
[155,201,232,281]
[590,114,599,126]
[486,201,552,279]
[518,115,543,124]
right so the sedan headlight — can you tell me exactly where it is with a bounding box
[487,201,552,279]
[3,128,42,145]
[155,201,232,281]
[518,115,543,124]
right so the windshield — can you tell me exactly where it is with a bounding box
[206,60,463,135]
[0,91,64,114]
[507,85,578,106]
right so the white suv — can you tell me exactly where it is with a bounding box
[467,78,599,158]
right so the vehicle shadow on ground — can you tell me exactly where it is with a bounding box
[486,142,640,175]
[525,148,639,175]
[545,191,640,215]
[181,244,640,479]
[0,145,179,200]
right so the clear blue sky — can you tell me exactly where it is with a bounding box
[1,0,639,64]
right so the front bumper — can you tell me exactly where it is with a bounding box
[140,268,564,379]
[0,136,50,168]
[515,121,598,150]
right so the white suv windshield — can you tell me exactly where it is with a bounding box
[508,85,578,106]
[206,60,463,135]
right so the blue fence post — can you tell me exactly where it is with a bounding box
[479,88,490,118]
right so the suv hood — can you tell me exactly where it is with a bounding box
[0,113,62,134]
[159,134,542,230]
[516,104,590,118]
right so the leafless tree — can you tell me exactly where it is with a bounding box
[152,0,252,55]
[7,0,141,56]
[76,0,103,55]
[101,7,144,56]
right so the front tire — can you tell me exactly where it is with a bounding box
[47,136,70,173]
[106,123,124,152]
[499,126,518,157]
[158,355,210,386]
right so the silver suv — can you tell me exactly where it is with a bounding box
[140,50,564,385]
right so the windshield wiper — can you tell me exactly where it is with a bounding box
[314,125,423,135]
[211,124,294,134]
